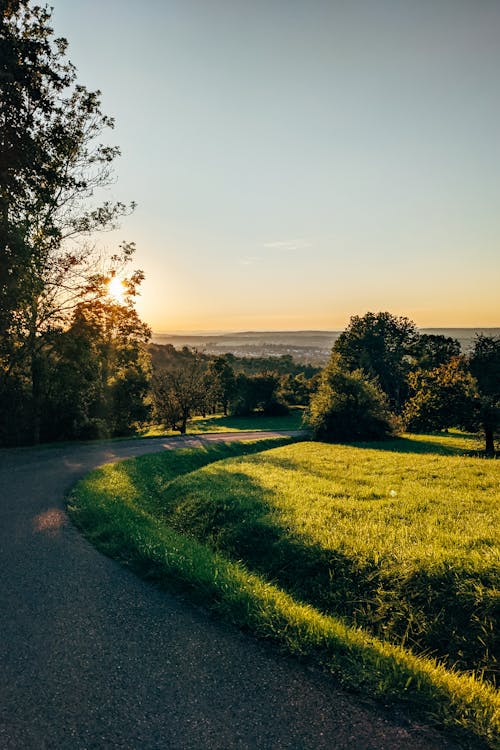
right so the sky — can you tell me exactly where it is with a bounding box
[51,0,500,332]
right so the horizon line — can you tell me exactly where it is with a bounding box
[151,326,500,336]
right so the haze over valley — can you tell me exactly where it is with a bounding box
[152,327,500,363]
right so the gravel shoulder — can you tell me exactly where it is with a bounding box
[0,433,465,749]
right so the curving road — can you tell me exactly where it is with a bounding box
[0,432,461,750]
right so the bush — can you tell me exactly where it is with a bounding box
[305,356,396,441]
[77,418,111,441]
[230,373,288,416]
[263,398,289,416]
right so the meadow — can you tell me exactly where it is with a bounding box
[138,407,305,437]
[162,438,498,679]
[68,432,499,747]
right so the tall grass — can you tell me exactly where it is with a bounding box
[162,441,499,683]
[68,434,500,748]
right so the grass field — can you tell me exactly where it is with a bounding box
[139,407,305,437]
[68,432,499,747]
[163,438,499,681]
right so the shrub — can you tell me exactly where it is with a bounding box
[305,356,396,441]
[230,373,288,416]
[77,418,111,440]
[263,398,289,416]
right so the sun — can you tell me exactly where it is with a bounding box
[107,276,126,303]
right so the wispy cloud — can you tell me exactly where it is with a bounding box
[263,239,312,252]
[239,255,261,266]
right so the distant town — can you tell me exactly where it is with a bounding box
[151,328,500,364]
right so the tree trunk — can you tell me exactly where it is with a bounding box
[485,426,495,455]
[31,350,42,445]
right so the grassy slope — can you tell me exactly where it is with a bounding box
[68,433,499,748]
[162,440,499,681]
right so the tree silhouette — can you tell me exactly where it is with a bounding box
[1,1,143,443]
[469,335,500,454]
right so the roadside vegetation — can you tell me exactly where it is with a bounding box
[68,433,500,748]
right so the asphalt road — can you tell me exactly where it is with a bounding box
[0,432,462,749]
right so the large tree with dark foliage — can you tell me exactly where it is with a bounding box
[403,357,476,433]
[469,335,500,454]
[47,297,151,440]
[333,312,419,412]
[410,334,461,370]
[1,1,145,444]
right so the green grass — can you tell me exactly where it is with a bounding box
[67,433,500,748]
[163,439,499,680]
[139,407,305,437]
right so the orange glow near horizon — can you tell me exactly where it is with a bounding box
[134,258,500,334]
[139,309,500,335]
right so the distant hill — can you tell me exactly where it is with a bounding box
[151,330,340,364]
[151,328,500,363]
[152,330,340,348]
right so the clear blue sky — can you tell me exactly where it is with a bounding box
[51,0,500,331]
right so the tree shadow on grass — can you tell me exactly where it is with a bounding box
[125,438,294,515]
[349,433,491,457]
[188,410,304,433]
[139,463,497,682]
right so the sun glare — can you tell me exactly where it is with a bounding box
[107,276,125,303]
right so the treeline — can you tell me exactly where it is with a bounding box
[150,344,318,378]
[0,331,317,446]
[306,312,500,453]
[149,345,318,434]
